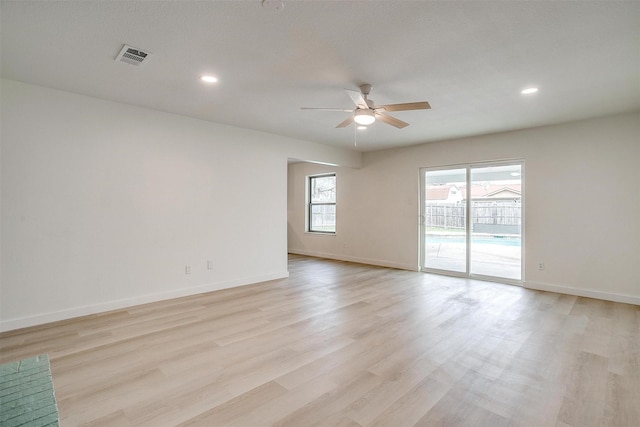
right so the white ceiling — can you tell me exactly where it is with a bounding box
[2,1,639,152]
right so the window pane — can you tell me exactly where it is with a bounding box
[424,168,467,273]
[310,176,336,203]
[470,164,521,280]
[310,204,335,232]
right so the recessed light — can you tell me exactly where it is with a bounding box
[357,126,367,130]
[521,87,538,95]
[200,75,218,83]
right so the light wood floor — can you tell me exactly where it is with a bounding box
[1,255,638,426]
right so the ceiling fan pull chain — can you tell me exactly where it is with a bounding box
[354,123,357,147]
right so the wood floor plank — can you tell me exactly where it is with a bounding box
[1,254,638,426]
[274,371,383,427]
[347,358,437,425]
[223,376,338,427]
[557,351,610,426]
[177,380,288,426]
[366,376,450,427]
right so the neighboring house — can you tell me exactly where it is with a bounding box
[425,185,464,203]
[426,183,521,203]
[464,184,521,201]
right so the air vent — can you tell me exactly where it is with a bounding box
[115,44,151,66]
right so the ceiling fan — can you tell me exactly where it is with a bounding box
[301,84,431,129]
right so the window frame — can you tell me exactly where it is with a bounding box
[307,173,337,234]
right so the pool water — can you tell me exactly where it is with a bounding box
[426,235,521,247]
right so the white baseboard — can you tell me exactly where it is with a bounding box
[524,281,640,306]
[0,271,289,333]
[6,268,635,333]
[288,249,418,272]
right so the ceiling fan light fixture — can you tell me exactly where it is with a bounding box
[354,109,375,125]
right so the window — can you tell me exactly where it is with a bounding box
[308,174,336,233]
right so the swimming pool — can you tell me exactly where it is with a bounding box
[426,235,521,247]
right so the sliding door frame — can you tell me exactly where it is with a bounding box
[419,159,525,285]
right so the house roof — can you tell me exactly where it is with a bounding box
[1,1,639,152]
[466,184,522,199]
[427,184,521,200]
[426,186,458,201]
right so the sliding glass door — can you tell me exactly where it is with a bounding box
[422,168,467,273]
[469,164,522,280]
[420,162,523,282]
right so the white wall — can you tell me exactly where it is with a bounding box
[289,111,640,304]
[0,79,361,331]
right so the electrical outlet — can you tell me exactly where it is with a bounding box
[207,260,214,270]
[538,262,545,271]
[185,265,191,275]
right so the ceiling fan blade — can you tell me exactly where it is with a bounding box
[345,89,368,109]
[336,114,355,128]
[301,107,354,112]
[375,101,431,112]
[376,112,409,129]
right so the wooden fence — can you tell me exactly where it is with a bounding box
[425,200,521,234]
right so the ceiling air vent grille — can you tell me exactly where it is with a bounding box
[115,44,151,66]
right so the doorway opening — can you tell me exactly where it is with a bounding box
[420,161,523,282]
